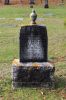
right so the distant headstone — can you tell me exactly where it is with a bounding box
[44,0,49,8]
[5,0,9,4]
[29,0,35,4]
[29,0,35,8]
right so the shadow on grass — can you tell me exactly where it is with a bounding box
[55,76,66,89]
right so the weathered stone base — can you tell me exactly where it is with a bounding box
[12,81,55,89]
[12,59,55,88]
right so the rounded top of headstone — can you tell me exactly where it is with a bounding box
[30,9,37,24]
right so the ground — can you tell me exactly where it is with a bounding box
[0,5,66,100]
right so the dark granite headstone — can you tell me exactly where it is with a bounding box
[20,25,48,62]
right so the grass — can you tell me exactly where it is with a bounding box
[0,5,66,100]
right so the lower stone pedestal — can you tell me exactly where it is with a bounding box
[12,59,55,88]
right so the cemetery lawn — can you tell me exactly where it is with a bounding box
[0,5,66,100]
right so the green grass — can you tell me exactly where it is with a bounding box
[0,5,66,18]
[0,5,66,100]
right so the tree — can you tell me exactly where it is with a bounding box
[44,0,49,8]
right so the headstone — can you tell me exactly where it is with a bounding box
[44,0,49,8]
[20,25,48,62]
[29,0,35,8]
[29,0,35,4]
[12,10,55,88]
[5,0,9,4]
